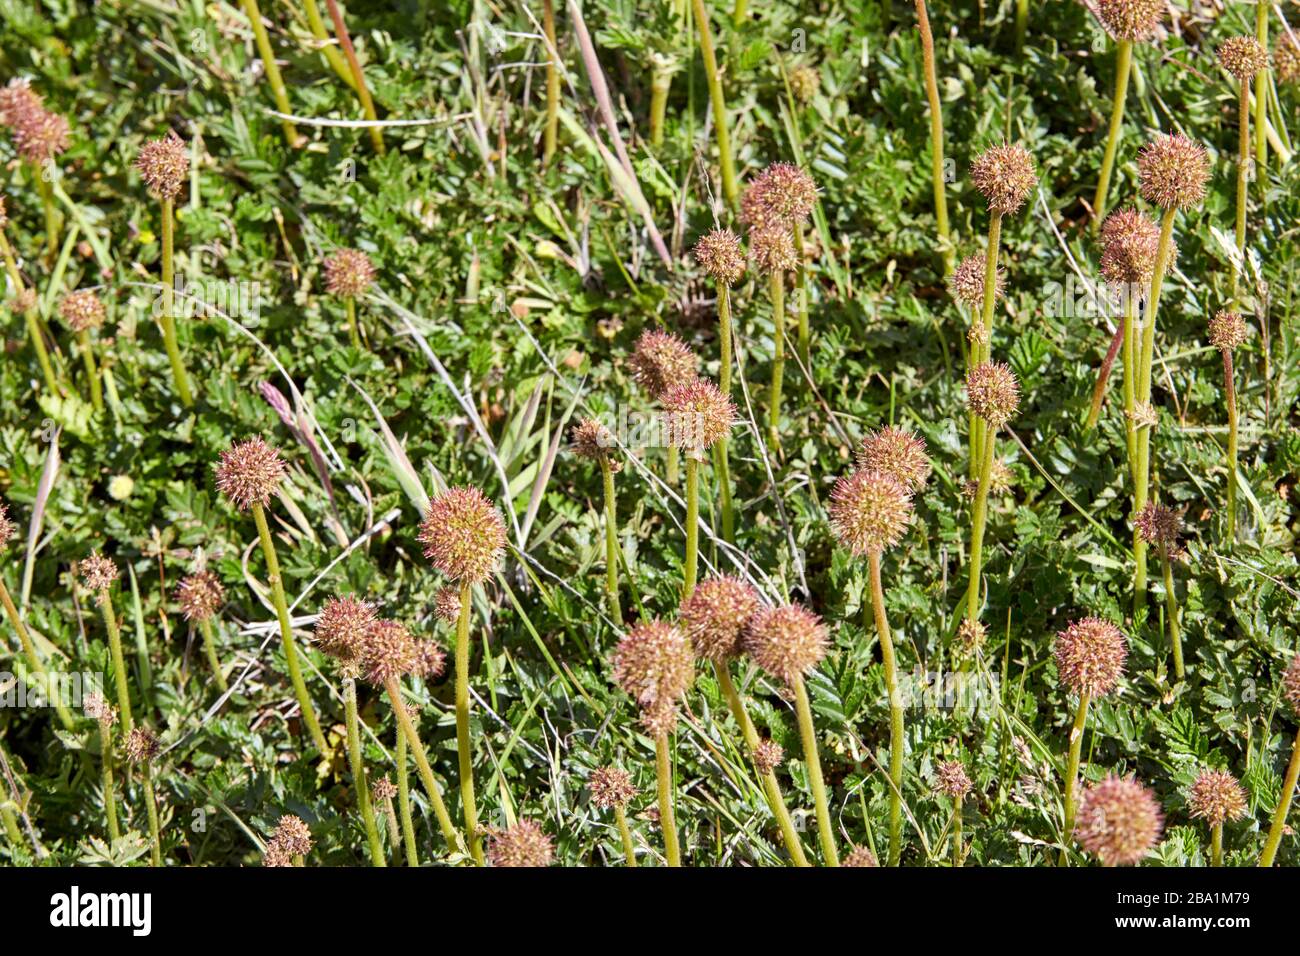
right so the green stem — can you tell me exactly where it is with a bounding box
[101,597,134,733]
[1233,81,1250,303]
[1122,298,1138,485]
[793,226,810,368]
[240,0,304,147]
[614,805,638,866]
[692,0,738,209]
[792,675,838,865]
[768,270,786,452]
[1160,545,1183,681]
[159,198,194,408]
[715,284,735,543]
[382,796,400,857]
[869,551,904,867]
[951,796,963,867]
[1210,822,1223,867]
[683,457,699,601]
[75,329,101,412]
[731,0,747,28]
[98,719,120,842]
[37,171,59,259]
[1014,0,1028,53]
[543,0,560,163]
[915,0,953,274]
[1223,350,1238,546]
[1254,1,1269,177]
[251,502,328,754]
[0,231,60,396]
[454,581,484,865]
[1059,692,1090,866]
[344,677,386,866]
[600,458,622,624]
[396,725,419,866]
[198,617,228,693]
[323,0,385,155]
[384,677,461,856]
[298,0,360,90]
[655,732,681,866]
[0,579,76,731]
[1259,726,1300,867]
[1092,40,1132,229]
[666,447,679,486]
[964,427,996,622]
[649,62,672,149]
[345,296,361,349]
[141,761,162,866]
[970,212,1003,477]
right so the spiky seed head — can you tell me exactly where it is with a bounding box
[1283,654,1300,716]
[1207,310,1249,351]
[1134,503,1183,548]
[411,636,447,681]
[0,78,41,127]
[789,65,821,103]
[965,362,1020,427]
[487,820,554,867]
[638,698,681,737]
[372,775,398,803]
[627,329,699,400]
[949,253,1005,307]
[692,228,746,286]
[1138,134,1211,210]
[0,501,15,553]
[314,595,378,663]
[753,738,784,775]
[744,603,829,686]
[323,248,376,298]
[934,760,973,799]
[434,585,462,624]
[1187,769,1248,826]
[1074,775,1163,866]
[214,437,286,511]
[679,575,763,663]
[970,144,1036,215]
[1276,34,1300,84]
[13,108,70,164]
[273,815,313,856]
[1054,617,1127,698]
[956,618,987,655]
[1095,0,1165,42]
[963,459,1015,502]
[660,378,736,455]
[829,469,914,556]
[856,425,931,492]
[1217,36,1270,82]
[570,417,619,469]
[123,727,160,764]
[177,570,225,622]
[9,288,36,315]
[134,130,188,200]
[843,845,880,867]
[59,289,106,332]
[83,691,116,725]
[80,552,118,595]
[361,619,420,685]
[612,618,694,715]
[749,225,798,274]
[589,766,638,809]
[1100,208,1162,285]
[262,841,293,867]
[740,162,818,228]
[417,486,508,584]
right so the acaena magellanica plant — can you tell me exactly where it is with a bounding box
[933,759,973,868]
[1132,132,1210,610]
[680,576,809,866]
[1188,769,1248,867]
[1277,31,1300,86]
[123,726,163,866]
[1207,309,1250,545]
[914,0,953,274]
[661,378,736,600]
[628,328,699,486]
[1090,0,1165,228]
[690,0,738,210]
[1054,617,1128,866]
[831,432,925,867]
[83,693,120,842]
[323,248,376,350]
[0,78,70,258]
[80,552,135,731]
[962,363,1019,628]
[486,819,554,867]
[572,417,623,624]
[1073,774,1163,867]
[589,766,640,866]
[1135,503,1186,680]
[135,130,194,408]
[58,290,106,414]
[214,437,328,753]
[1259,654,1300,866]
[0,194,59,396]
[177,568,228,693]
[0,501,75,730]
[692,228,746,543]
[612,618,695,866]
[262,814,313,867]
[417,485,509,865]
[745,603,839,865]
[1216,37,1270,303]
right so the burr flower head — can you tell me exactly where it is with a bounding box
[0,78,41,127]
[215,437,286,511]
[80,552,118,594]
[660,378,735,455]
[970,144,1036,215]
[1074,775,1163,866]
[692,228,746,286]
[957,618,987,655]
[434,585,462,624]
[829,468,914,555]
[10,288,36,315]
[1217,36,1270,82]
[639,698,681,737]
[570,416,618,467]
[417,486,508,584]
[59,290,106,332]
[965,362,1020,427]
[262,842,292,867]
[1054,617,1127,698]
[740,162,818,228]
[628,329,698,399]
[856,425,931,492]
[272,815,313,856]
[123,727,160,764]
[487,820,554,867]
[1134,502,1183,548]
[949,253,1005,307]
[753,738,784,775]
[1100,208,1162,285]
[1276,34,1300,84]
[361,619,420,685]
[1187,769,1248,826]
[0,501,15,553]
[134,130,188,200]
[177,570,225,622]
[1096,0,1165,42]
[843,845,879,867]
[1283,654,1300,715]
[612,618,694,715]
[323,248,376,298]
[314,595,378,663]
[1207,310,1249,351]
[589,766,637,809]
[789,65,821,103]
[411,635,447,681]
[749,225,798,274]
[83,691,116,725]
[1138,134,1210,210]
[934,760,973,799]
[13,108,70,164]
[679,575,763,663]
[744,603,829,686]
[372,775,397,802]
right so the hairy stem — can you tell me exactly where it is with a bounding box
[1233,81,1250,303]
[543,0,560,162]
[454,581,484,864]
[1092,39,1133,229]
[600,457,622,624]
[614,804,637,866]
[1,578,76,731]
[655,732,681,866]
[792,675,839,865]
[395,725,419,866]
[915,0,953,273]
[1259,726,1300,867]
[964,427,996,622]
[98,718,120,842]
[100,597,134,732]
[870,551,904,867]
[951,795,963,868]
[1,231,61,396]
[1210,822,1223,868]
[159,198,194,408]
[683,456,699,601]
[1160,544,1184,681]
[240,0,303,147]
[768,270,786,452]
[345,297,361,349]
[140,761,162,866]
[344,676,386,866]
[198,616,227,693]
[692,0,737,209]
[1223,350,1239,546]
[1059,692,1090,867]
[1085,321,1124,431]
[715,283,735,542]
[793,225,811,368]
[384,677,461,855]
[1254,0,1269,178]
